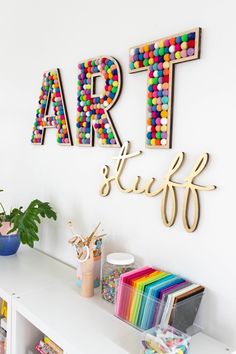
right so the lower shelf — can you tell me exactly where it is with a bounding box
[11,282,235,354]
[12,312,44,354]
[12,282,140,354]
[0,295,10,354]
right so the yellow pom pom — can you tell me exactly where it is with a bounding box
[151,138,156,146]
[148,58,154,65]
[175,51,181,59]
[161,110,168,118]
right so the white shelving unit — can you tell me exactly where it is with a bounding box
[0,247,74,354]
[0,247,235,354]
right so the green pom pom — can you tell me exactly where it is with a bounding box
[148,98,153,106]
[181,34,188,42]
[153,78,158,84]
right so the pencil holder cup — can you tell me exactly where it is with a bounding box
[141,325,191,354]
[80,257,94,298]
[76,238,102,289]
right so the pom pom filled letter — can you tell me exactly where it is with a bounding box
[129,28,201,149]
[76,56,122,147]
[31,69,72,145]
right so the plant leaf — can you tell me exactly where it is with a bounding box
[8,199,57,247]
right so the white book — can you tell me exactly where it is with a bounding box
[0,317,7,331]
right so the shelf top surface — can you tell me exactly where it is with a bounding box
[14,280,235,354]
[15,281,140,354]
[0,247,74,297]
[190,332,234,354]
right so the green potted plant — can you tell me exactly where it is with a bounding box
[0,190,57,256]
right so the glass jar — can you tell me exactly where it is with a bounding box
[101,252,136,303]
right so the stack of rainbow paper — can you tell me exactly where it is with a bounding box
[115,266,204,331]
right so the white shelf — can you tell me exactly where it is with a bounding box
[190,332,234,354]
[13,282,140,354]
[0,247,235,354]
[13,281,235,354]
[0,247,74,297]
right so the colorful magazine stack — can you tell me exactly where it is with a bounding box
[29,336,63,354]
[0,299,7,354]
[115,266,204,331]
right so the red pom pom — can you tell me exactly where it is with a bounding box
[188,40,195,48]
[149,71,154,78]
[139,61,144,68]
[163,75,169,83]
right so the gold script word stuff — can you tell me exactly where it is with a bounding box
[100,141,216,232]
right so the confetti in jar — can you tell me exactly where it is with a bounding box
[101,253,136,303]
[141,325,191,354]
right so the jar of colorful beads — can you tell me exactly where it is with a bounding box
[141,325,191,354]
[101,253,136,303]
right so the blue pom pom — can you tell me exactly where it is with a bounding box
[139,53,144,60]
[148,85,153,92]
[176,36,182,44]
[189,32,196,40]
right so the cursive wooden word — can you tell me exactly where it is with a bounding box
[100,141,216,232]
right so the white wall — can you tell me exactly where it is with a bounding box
[1,0,236,347]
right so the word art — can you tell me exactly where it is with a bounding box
[100,141,216,232]
[31,28,201,149]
